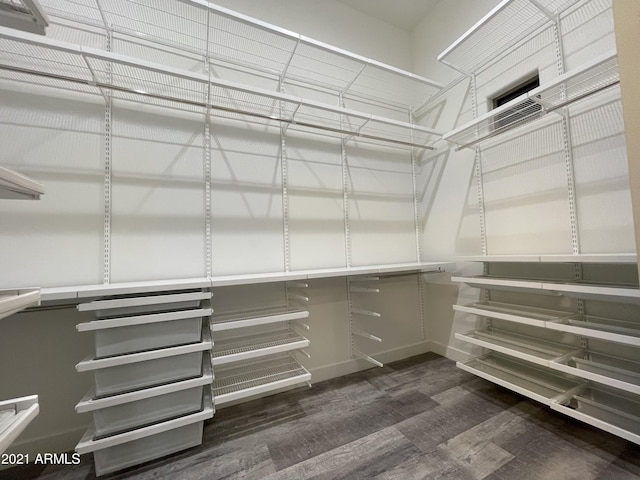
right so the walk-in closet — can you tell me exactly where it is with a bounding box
[1,0,639,478]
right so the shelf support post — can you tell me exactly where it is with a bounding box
[279,82,291,272]
[340,93,352,269]
[204,12,213,278]
[410,108,422,264]
[102,28,113,284]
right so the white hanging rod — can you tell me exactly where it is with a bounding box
[455,79,620,151]
[0,28,438,149]
[1,63,435,149]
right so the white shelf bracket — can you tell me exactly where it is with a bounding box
[351,308,381,318]
[341,62,368,96]
[353,349,383,367]
[291,319,310,331]
[349,286,380,293]
[352,327,382,343]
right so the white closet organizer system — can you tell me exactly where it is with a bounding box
[441,0,640,446]
[0,0,447,465]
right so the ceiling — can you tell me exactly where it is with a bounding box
[336,0,442,31]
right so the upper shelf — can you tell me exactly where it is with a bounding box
[442,50,619,149]
[437,0,582,74]
[38,0,441,111]
[0,165,44,199]
[40,262,452,301]
[0,26,439,150]
[455,253,637,264]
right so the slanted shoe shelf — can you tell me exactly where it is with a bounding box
[454,257,640,445]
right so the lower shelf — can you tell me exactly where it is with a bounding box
[552,384,640,445]
[457,353,581,406]
[212,355,311,406]
[211,329,309,366]
[547,314,640,347]
[0,395,39,454]
[550,351,640,396]
[456,328,573,367]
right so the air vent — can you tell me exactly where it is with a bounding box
[492,74,541,131]
[0,0,48,35]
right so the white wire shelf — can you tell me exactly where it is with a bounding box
[212,354,311,406]
[455,253,638,264]
[437,0,582,73]
[550,351,640,396]
[454,301,572,328]
[552,384,640,445]
[456,327,573,367]
[38,0,441,110]
[0,165,44,199]
[547,315,640,347]
[211,328,309,366]
[0,395,39,454]
[452,275,640,303]
[210,308,308,332]
[442,50,619,149]
[0,27,439,150]
[457,352,581,406]
[0,289,40,321]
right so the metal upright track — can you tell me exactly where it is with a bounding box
[102,29,112,284]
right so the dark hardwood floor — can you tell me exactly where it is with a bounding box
[3,353,640,479]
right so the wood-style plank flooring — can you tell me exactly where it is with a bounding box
[3,353,640,479]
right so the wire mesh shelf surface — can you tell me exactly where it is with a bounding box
[442,50,619,149]
[0,26,439,149]
[437,0,583,73]
[211,329,308,363]
[37,0,441,110]
[211,355,310,402]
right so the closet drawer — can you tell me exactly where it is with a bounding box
[93,386,204,439]
[93,316,205,358]
[77,325,212,397]
[77,301,212,358]
[93,351,204,397]
[77,392,213,477]
[92,420,203,476]
[77,358,214,438]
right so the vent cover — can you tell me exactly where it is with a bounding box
[0,0,48,35]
